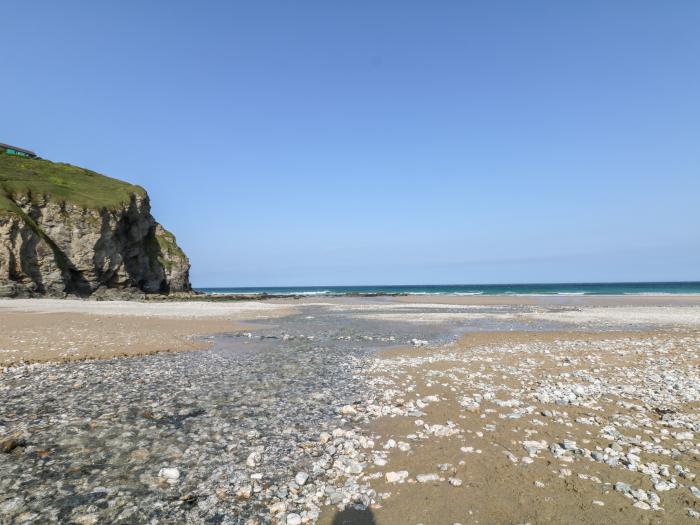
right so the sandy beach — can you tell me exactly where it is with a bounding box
[2,295,700,524]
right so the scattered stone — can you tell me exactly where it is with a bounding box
[339,405,357,416]
[675,432,694,441]
[385,471,409,483]
[522,440,547,456]
[158,467,180,482]
[614,482,632,494]
[654,480,673,492]
[246,451,261,468]
[286,513,302,525]
[1,435,27,454]
[294,472,309,486]
[416,474,440,483]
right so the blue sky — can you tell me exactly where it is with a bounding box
[3,1,699,286]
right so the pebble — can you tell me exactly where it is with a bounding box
[158,467,180,481]
[385,471,409,483]
[614,482,632,494]
[294,472,309,486]
[416,474,440,483]
[339,405,357,416]
[246,451,261,467]
[654,480,673,491]
[675,432,694,441]
[287,513,302,525]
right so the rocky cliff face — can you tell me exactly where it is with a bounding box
[0,156,191,298]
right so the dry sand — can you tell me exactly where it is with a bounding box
[0,298,294,365]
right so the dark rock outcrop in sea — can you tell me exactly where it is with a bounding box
[0,153,191,298]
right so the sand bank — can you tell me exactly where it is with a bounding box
[0,298,294,365]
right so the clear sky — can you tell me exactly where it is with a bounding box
[3,1,699,287]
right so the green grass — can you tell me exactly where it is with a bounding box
[0,193,22,215]
[0,154,145,214]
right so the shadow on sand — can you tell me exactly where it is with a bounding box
[331,507,377,525]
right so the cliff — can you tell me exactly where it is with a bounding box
[0,154,191,298]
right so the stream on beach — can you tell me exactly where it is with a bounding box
[0,301,590,524]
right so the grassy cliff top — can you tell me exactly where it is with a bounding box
[0,154,146,215]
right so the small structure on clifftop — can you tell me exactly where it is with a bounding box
[0,143,37,159]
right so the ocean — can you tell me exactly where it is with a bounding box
[197,281,700,297]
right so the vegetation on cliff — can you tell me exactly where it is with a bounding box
[0,154,145,215]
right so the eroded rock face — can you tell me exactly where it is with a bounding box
[0,193,191,297]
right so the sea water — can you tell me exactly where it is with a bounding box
[198,281,700,297]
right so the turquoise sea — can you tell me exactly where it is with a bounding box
[198,282,700,297]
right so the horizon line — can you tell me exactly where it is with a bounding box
[194,280,700,289]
